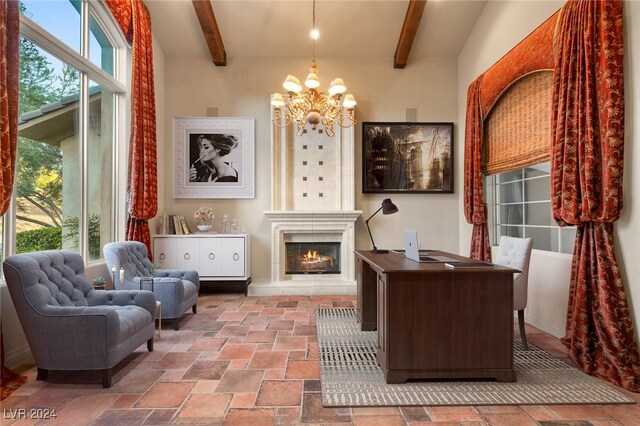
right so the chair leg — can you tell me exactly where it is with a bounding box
[147,337,154,352]
[173,318,180,331]
[101,368,112,388]
[36,367,48,381]
[518,309,528,350]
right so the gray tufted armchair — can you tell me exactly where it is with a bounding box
[103,241,199,330]
[2,250,156,388]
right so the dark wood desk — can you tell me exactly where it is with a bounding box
[355,250,518,384]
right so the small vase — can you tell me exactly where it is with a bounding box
[196,219,213,233]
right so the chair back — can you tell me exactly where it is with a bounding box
[103,241,154,289]
[3,250,92,311]
[494,236,533,310]
[2,251,93,357]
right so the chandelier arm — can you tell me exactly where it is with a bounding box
[336,109,357,129]
[272,108,292,128]
[321,117,336,137]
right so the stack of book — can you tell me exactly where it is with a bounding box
[164,214,192,235]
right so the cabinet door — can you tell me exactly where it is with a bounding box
[222,237,245,277]
[175,238,198,270]
[154,238,175,269]
[198,238,223,276]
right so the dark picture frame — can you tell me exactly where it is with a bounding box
[362,122,454,193]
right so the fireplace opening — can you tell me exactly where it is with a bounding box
[285,242,341,274]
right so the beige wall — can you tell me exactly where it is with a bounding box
[158,56,461,284]
[458,0,640,338]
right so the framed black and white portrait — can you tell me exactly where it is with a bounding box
[174,117,255,198]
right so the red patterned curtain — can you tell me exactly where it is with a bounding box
[463,12,558,261]
[463,76,491,261]
[551,0,640,391]
[105,0,158,256]
[0,0,27,399]
[0,0,18,214]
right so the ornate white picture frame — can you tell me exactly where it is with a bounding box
[174,117,255,198]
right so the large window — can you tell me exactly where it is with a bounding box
[486,162,576,254]
[2,0,127,269]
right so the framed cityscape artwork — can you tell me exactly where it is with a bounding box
[173,117,255,198]
[362,122,454,194]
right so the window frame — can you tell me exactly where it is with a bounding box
[485,162,576,254]
[3,0,129,265]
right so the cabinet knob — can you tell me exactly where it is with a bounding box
[232,253,240,261]
[159,253,166,261]
[208,253,215,260]
[184,253,191,260]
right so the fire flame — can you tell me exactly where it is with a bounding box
[299,249,335,269]
[305,250,319,260]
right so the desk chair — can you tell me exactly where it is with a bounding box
[494,236,533,350]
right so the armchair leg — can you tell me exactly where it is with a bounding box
[518,310,528,350]
[147,337,154,352]
[102,369,112,388]
[192,304,197,314]
[36,367,49,381]
[173,318,180,331]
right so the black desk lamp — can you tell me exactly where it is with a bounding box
[365,198,399,253]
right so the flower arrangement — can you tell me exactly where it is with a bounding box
[194,207,214,221]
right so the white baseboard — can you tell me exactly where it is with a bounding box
[527,313,565,339]
[5,344,33,370]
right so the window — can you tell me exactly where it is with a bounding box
[486,162,576,254]
[2,0,127,269]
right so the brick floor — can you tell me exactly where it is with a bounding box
[3,292,638,425]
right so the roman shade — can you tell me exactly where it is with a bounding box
[483,71,552,175]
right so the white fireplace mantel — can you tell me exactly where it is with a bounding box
[260,210,362,295]
[263,211,362,223]
[257,112,361,296]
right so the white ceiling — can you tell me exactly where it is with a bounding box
[146,0,487,62]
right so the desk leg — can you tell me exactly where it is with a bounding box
[357,257,378,331]
[496,371,517,382]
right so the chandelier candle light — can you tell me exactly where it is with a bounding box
[270,0,356,137]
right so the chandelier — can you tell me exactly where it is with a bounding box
[270,0,357,137]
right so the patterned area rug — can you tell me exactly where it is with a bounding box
[317,308,634,407]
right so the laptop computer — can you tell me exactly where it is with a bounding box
[403,230,459,263]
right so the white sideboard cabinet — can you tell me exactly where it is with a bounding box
[152,234,251,294]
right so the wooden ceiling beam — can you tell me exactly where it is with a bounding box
[394,0,427,69]
[192,0,227,66]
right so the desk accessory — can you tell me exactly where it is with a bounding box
[365,198,398,253]
[445,262,493,268]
